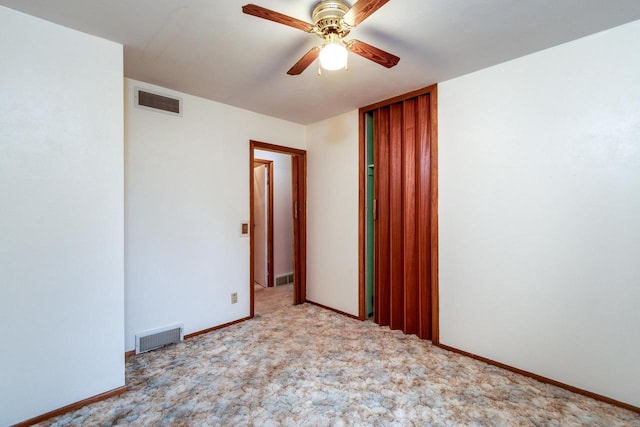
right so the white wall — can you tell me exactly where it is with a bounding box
[439,20,640,406]
[0,7,124,426]
[125,79,305,351]
[254,150,294,278]
[306,110,359,315]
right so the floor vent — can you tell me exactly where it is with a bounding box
[135,87,182,116]
[135,324,183,354]
[275,273,294,286]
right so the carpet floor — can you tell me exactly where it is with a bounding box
[39,304,639,426]
[254,283,293,316]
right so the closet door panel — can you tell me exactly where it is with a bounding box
[417,94,432,339]
[374,107,391,327]
[372,92,433,340]
[402,98,418,335]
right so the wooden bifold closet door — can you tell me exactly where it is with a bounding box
[372,91,435,340]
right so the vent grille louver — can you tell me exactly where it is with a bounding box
[135,87,182,116]
[135,324,183,354]
[275,273,295,286]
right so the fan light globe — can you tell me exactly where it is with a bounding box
[319,42,348,70]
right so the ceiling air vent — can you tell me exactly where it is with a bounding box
[135,87,182,116]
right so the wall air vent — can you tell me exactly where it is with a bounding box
[135,323,184,354]
[135,87,182,116]
[275,273,294,286]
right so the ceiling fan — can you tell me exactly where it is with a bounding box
[242,0,400,75]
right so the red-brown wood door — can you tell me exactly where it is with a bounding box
[368,89,436,340]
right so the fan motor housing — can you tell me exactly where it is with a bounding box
[312,0,351,37]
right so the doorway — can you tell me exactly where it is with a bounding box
[250,140,307,318]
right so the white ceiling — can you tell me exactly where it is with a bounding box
[2,0,640,124]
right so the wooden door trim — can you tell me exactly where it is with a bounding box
[360,85,438,113]
[358,113,367,321]
[250,141,306,318]
[253,159,274,287]
[291,155,307,304]
[253,140,306,156]
[429,85,439,344]
[357,84,439,344]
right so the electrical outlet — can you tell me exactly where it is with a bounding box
[231,292,238,304]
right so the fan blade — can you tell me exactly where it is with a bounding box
[287,47,321,75]
[242,4,314,32]
[347,40,399,68]
[343,0,389,27]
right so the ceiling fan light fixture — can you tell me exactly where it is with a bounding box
[243,1,399,75]
[319,41,348,70]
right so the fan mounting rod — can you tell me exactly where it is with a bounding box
[311,0,352,39]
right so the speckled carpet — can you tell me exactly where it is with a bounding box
[39,304,639,426]
[254,283,293,315]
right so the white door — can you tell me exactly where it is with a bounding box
[253,164,268,287]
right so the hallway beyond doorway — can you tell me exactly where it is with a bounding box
[254,283,293,315]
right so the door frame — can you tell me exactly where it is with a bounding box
[250,140,307,318]
[253,159,274,288]
[357,84,439,343]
